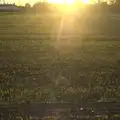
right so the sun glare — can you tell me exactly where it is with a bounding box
[82,0,91,4]
[48,0,92,5]
[67,0,75,5]
[47,0,94,13]
[48,0,75,5]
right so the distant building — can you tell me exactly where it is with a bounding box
[0,3,21,11]
[0,1,24,12]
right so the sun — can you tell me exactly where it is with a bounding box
[47,0,94,13]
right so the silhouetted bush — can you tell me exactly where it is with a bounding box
[25,3,31,13]
[25,3,31,9]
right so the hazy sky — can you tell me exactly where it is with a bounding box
[1,0,108,5]
[6,0,38,5]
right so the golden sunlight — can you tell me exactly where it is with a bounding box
[47,0,94,5]
[48,0,75,5]
[82,0,91,4]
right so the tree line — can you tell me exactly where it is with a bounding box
[24,0,120,13]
